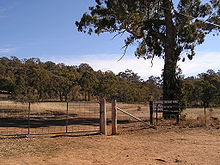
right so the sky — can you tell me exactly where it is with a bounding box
[0,0,220,80]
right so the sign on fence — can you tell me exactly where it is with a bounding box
[153,100,179,113]
[150,100,180,125]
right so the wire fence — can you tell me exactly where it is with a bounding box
[0,100,100,136]
[1,100,219,136]
[180,106,220,127]
[109,102,220,133]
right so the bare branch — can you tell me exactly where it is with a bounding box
[117,44,129,61]
[111,30,126,40]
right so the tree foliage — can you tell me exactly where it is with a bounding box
[0,56,219,107]
[0,56,162,102]
[76,0,220,104]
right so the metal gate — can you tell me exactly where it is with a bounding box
[0,100,100,136]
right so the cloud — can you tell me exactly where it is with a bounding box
[0,7,9,18]
[0,3,17,18]
[56,54,164,79]
[78,52,220,78]
[0,47,14,54]
[179,51,220,76]
[89,57,164,78]
[43,51,220,80]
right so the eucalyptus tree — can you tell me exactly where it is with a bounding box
[76,0,220,116]
[79,71,98,101]
[117,69,141,82]
[199,72,220,107]
[95,71,118,99]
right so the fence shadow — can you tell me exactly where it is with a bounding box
[0,117,100,128]
[51,131,101,138]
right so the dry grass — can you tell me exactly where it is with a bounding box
[0,101,220,136]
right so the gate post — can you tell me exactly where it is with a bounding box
[100,98,107,135]
[28,102,31,135]
[149,101,153,125]
[66,102,69,133]
[112,100,117,135]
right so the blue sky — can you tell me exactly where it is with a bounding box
[0,0,220,79]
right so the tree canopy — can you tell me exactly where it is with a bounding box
[76,0,220,109]
[0,56,162,102]
[0,56,219,106]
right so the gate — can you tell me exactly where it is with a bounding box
[110,100,151,134]
[0,100,101,136]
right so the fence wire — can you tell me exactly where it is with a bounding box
[0,100,100,136]
[106,103,149,133]
[110,103,220,133]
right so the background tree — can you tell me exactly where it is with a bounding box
[79,71,98,101]
[199,72,219,107]
[96,71,118,99]
[117,69,141,82]
[1,56,219,106]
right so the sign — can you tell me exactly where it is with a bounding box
[153,100,180,113]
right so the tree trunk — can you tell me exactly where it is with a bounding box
[59,91,63,101]
[88,91,91,101]
[84,91,87,101]
[163,0,179,118]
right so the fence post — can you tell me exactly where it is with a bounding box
[28,102,31,135]
[204,106,207,127]
[149,101,153,125]
[112,100,117,135]
[100,98,107,135]
[66,102,69,133]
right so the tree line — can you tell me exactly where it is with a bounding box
[0,56,219,107]
[0,56,161,102]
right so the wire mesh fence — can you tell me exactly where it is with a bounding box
[0,101,29,135]
[0,100,100,136]
[1,100,219,136]
[180,107,220,127]
[109,102,220,133]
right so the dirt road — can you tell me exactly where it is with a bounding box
[0,126,220,165]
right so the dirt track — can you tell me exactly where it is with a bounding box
[0,126,220,165]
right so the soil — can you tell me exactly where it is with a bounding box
[0,126,220,165]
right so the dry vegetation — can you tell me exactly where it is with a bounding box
[0,101,220,164]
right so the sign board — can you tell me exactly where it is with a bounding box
[153,100,180,113]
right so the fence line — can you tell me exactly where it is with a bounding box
[0,100,101,136]
[110,101,220,134]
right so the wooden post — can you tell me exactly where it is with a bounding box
[176,103,180,124]
[100,98,107,135]
[112,100,117,135]
[66,102,69,133]
[149,101,153,125]
[28,102,31,135]
[176,113,180,124]
[155,104,158,126]
[204,106,207,127]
